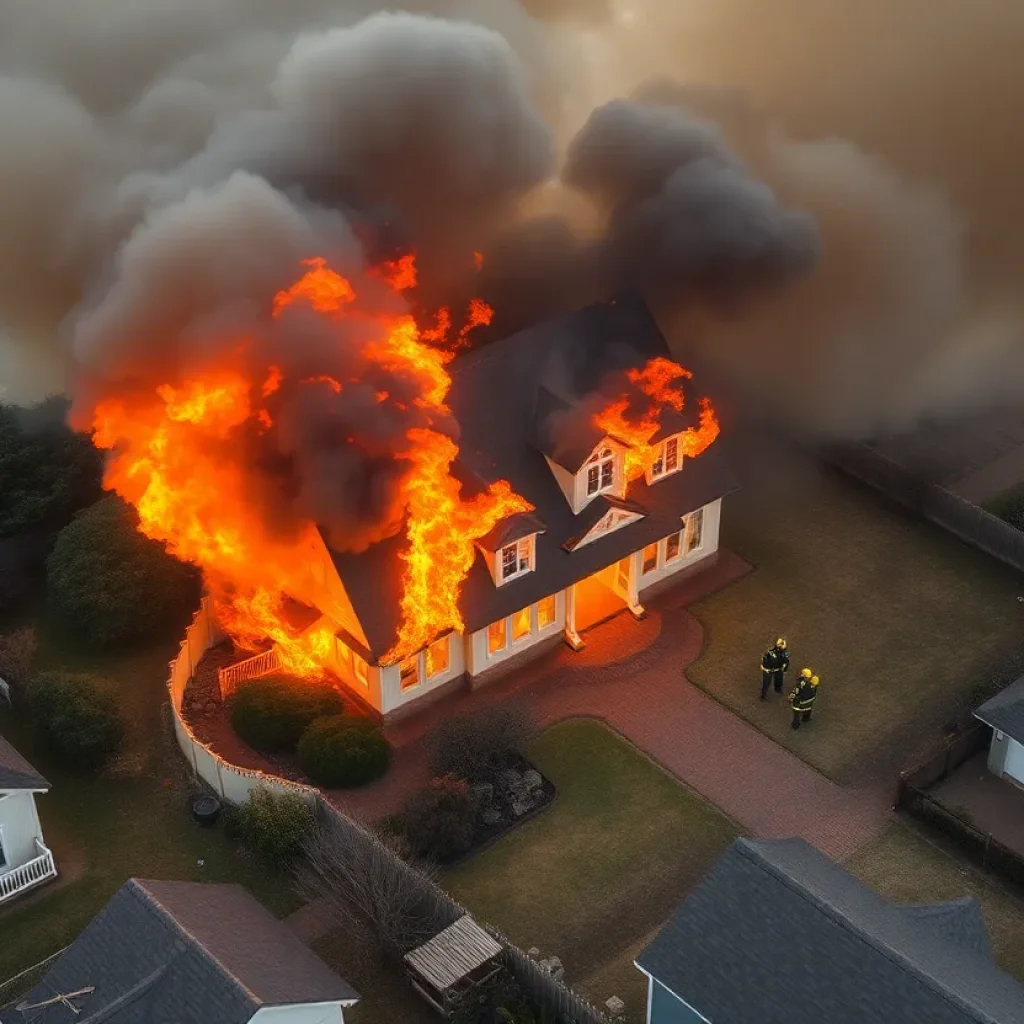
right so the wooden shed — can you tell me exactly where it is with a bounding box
[404,915,504,1015]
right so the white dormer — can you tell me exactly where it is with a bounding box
[575,440,626,511]
[646,434,682,484]
[565,503,645,551]
[476,513,546,589]
[496,533,535,586]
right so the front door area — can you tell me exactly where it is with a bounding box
[574,559,631,632]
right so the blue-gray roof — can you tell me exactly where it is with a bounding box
[0,733,48,791]
[637,838,1024,1024]
[2,879,357,1023]
[975,676,1024,744]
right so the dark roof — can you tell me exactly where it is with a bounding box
[637,838,1024,1024]
[0,733,48,791]
[328,295,738,661]
[2,879,358,1024]
[478,511,549,552]
[975,675,1024,743]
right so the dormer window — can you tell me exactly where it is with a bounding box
[650,436,680,481]
[500,535,534,582]
[586,447,616,497]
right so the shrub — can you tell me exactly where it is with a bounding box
[235,786,315,871]
[28,670,124,771]
[229,675,346,752]
[46,495,199,648]
[430,702,534,783]
[0,626,38,691]
[985,481,1024,531]
[401,777,479,862]
[298,715,390,788]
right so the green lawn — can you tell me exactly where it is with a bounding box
[687,468,1024,784]
[445,719,740,1017]
[846,822,1024,979]
[0,611,300,984]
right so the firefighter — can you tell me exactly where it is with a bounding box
[790,668,814,729]
[759,637,790,700]
[800,675,821,725]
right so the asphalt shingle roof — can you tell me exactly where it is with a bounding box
[975,675,1024,744]
[0,733,48,791]
[637,838,1024,1024]
[2,879,357,1024]
[328,294,738,661]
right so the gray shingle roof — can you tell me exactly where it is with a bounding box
[975,675,1024,744]
[637,838,1024,1024]
[2,879,357,1024]
[328,295,738,660]
[0,733,48,791]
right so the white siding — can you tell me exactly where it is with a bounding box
[304,529,372,650]
[544,455,577,510]
[466,592,565,677]
[250,1001,350,1023]
[379,632,467,714]
[1005,738,1024,786]
[571,439,627,514]
[637,500,722,593]
[0,791,45,872]
[325,637,384,713]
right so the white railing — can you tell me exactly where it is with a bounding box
[0,840,57,904]
[217,647,281,700]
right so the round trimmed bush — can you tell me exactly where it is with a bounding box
[297,714,390,788]
[229,675,346,752]
[402,777,478,862]
[28,670,124,772]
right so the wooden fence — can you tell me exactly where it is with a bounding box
[168,603,609,1024]
[893,725,1024,888]
[217,647,282,700]
[825,442,1024,572]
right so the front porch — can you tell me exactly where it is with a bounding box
[565,557,643,649]
[0,838,57,905]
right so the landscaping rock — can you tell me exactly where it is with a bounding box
[606,996,626,1016]
[528,947,540,957]
[481,807,502,826]
[521,768,542,790]
[511,797,533,818]
[472,782,494,808]
[539,956,564,980]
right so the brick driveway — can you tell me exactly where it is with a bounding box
[329,550,892,862]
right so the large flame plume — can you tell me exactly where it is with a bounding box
[90,253,524,676]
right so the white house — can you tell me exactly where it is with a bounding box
[0,733,56,904]
[227,295,737,720]
[974,676,1024,787]
[1,878,359,1024]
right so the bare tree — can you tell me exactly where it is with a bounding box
[297,808,453,958]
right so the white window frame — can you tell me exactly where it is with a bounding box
[685,507,705,554]
[664,529,683,564]
[649,435,681,482]
[336,636,369,689]
[499,535,534,584]
[536,593,557,630]
[401,635,454,693]
[584,447,616,498]
[485,597,559,660]
[425,635,451,679]
[641,542,660,576]
[399,655,420,692]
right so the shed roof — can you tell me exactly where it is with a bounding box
[0,733,49,791]
[975,675,1024,744]
[404,916,503,992]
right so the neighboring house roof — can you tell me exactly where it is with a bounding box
[637,838,1024,1024]
[3,879,358,1023]
[0,733,49,791]
[975,675,1024,744]
[328,295,739,661]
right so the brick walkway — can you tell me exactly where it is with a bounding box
[328,550,892,862]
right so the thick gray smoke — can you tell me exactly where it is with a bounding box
[3,0,1024,517]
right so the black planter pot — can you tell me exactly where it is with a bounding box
[192,794,221,827]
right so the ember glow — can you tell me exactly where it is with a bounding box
[91,253,524,677]
[594,356,721,485]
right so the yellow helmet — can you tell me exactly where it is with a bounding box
[800,667,812,679]
[776,637,787,649]
[811,675,820,686]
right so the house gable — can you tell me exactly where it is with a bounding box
[565,504,644,552]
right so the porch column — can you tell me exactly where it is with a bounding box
[627,551,646,619]
[564,585,585,651]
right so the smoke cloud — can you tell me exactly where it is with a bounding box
[2,0,1024,537]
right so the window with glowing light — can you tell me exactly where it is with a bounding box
[537,594,556,629]
[488,618,507,654]
[585,447,616,497]
[400,656,420,691]
[499,536,533,582]
[686,508,705,554]
[650,436,681,481]
[665,531,682,563]
[335,637,352,671]
[426,636,450,678]
[642,543,659,575]
[354,655,368,687]
[511,606,532,642]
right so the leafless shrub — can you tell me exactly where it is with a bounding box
[297,809,453,958]
[430,699,535,783]
[0,626,38,692]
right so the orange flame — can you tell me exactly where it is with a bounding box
[91,252,529,681]
[594,356,720,485]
